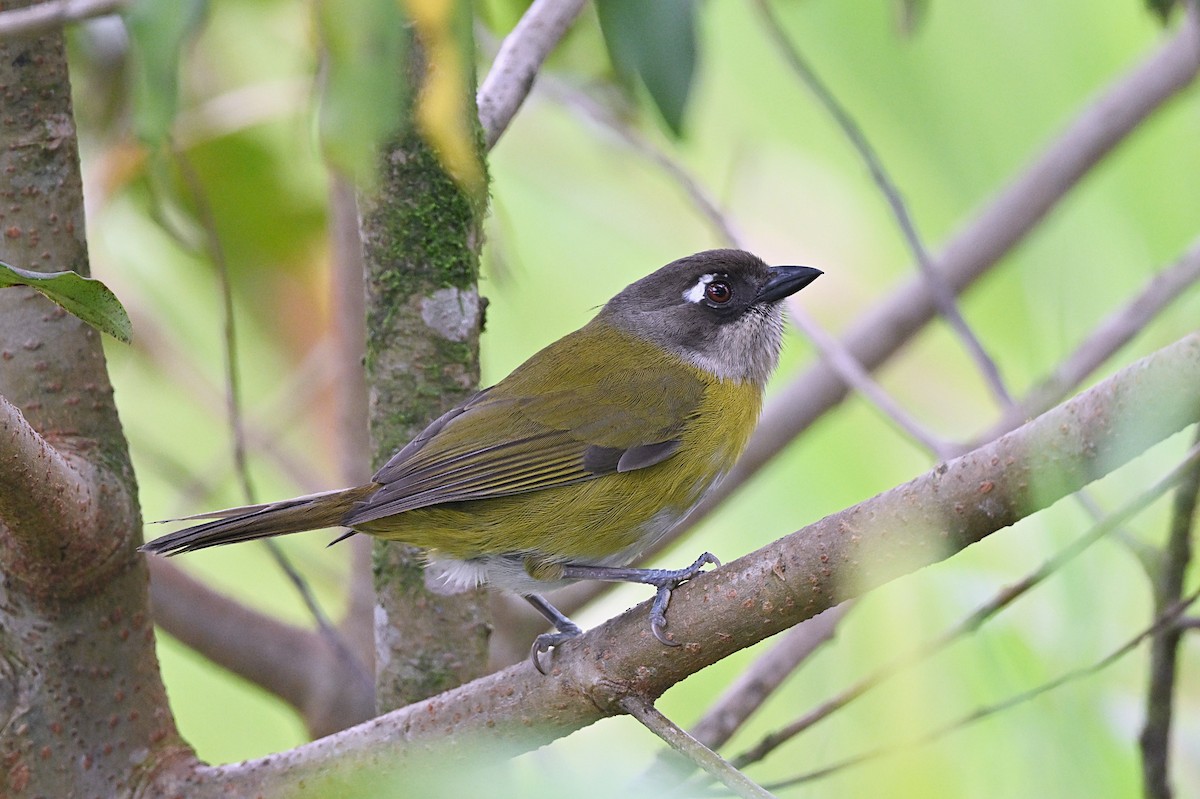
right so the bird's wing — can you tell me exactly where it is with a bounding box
[346,339,703,525]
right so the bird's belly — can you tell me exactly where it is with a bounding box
[366,475,721,594]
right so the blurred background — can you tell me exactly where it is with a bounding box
[63,0,1200,795]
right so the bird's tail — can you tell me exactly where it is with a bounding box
[140,485,376,556]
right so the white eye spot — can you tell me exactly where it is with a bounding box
[684,273,716,303]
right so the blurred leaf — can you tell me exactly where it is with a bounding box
[596,0,697,136]
[0,262,132,344]
[124,0,208,145]
[403,0,487,198]
[316,0,410,182]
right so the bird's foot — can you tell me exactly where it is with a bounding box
[643,552,720,645]
[524,593,583,674]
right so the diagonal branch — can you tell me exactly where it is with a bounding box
[0,0,122,39]
[732,437,1200,769]
[689,12,1200,530]
[477,0,588,150]
[620,695,776,799]
[142,333,1200,795]
[972,235,1200,450]
[0,393,95,547]
[766,586,1200,790]
[754,0,1012,407]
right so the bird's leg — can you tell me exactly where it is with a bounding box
[559,552,720,645]
[525,593,583,674]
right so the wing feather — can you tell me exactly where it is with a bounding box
[346,323,706,527]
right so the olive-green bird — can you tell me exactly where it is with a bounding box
[142,249,821,670]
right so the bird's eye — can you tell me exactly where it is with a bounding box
[705,281,733,304]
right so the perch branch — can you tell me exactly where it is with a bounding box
[143,334,1200,796]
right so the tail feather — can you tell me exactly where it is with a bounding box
[141,486,374,556]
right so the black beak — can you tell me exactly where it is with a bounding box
[756,265,823,304]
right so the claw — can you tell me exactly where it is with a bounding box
[530,629,581,675]
[650,585,676,645]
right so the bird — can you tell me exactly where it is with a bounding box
[142,249,822,672]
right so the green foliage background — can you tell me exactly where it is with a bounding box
[66,0,1200,795]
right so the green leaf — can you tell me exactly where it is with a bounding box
[125,0,208,145]
[316,0,410,181]
[596,0,698,136]
[0,262,132,344]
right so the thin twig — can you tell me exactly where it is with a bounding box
[0,0,122,39]
[731,440,1200,770]
[971,236,1200,450]
[1139,426,1200,799]
[682,13,1200,540]
[619,695,777,799]
[536,75,747,247]
[788,307,958,458]
[171,148,370,695]
[640,604,851,788]
[147,558,375,738]
[477,0,587,150]
[541,71,954,458]
[762,586,1200,790]
[753,0,1012,408]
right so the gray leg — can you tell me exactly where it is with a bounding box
[524,593,583,674]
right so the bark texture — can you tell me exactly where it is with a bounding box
[358,25,492,711]
[0,9,187,797]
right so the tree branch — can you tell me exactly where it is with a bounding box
[972,235,1200,449]
[732,437,1200,768]
[147,559,374,739]
[754,0,1013,407]
[144,333,1200,795]
[0,392,97,555]
[1139,425,1200,799]
[620,695,775,799]
[690,12,1200,528]
[0,0,121,39]
[477,0,587,150]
